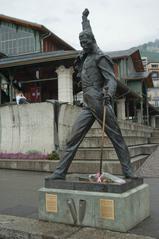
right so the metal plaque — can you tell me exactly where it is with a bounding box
[100,199,114,220]
[45,193,57,213]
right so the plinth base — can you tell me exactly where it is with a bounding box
[39,179,149,232]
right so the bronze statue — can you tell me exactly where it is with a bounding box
[48,9,137,180]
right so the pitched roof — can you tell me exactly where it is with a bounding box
[107,48,144,72]
[0,14,46,32]
[106,48,138,59]
[0,14,75,50]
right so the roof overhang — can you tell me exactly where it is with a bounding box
[0,50,78,69]
[106,48,138,59]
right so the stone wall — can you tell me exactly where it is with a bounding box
[0,103,55,154]
[58,104,81,149]
[0,102,154,154]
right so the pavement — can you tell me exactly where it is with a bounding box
[0,214,154,239]
[0,146,159,238]
[136,144,159,178]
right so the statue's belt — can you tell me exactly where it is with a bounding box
[82,85,103,92]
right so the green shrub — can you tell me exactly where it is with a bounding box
[47,151,59,160]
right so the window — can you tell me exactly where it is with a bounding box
[151,64,159,68]
[0,22,40,56]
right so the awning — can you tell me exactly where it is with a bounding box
[125,72,153,88]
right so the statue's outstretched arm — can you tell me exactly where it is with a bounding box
[82,8,93,33]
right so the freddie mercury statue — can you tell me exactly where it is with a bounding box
[47,9,137,180]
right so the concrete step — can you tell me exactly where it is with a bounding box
[151,133,159,137]
[0,153,149,175]
[0,152,150,176]
[152,129,159,132]
[75,144,158,161]
[151,131,159,137]
[91,121,153,133]
[80,136,148,148]
[149,137,159,144]
[69,154,149,175]
[86,128,151,138]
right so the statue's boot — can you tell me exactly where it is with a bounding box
[124,172,139,179]
[45,173,65,180]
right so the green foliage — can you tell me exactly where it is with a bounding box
[47,151,59,160]
[141,50,159,63]
[26,150,41,154]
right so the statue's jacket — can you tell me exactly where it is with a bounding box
[74,49,117,111]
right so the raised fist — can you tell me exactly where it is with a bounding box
[82,8,89,17]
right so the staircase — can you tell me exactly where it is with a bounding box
[68,121,158,175]
[149,128,159,144]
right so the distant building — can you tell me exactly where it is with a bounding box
[147,62,159,87]
[147,62,159,107]
[142,57,148,71]
[0,14,74,103]
[108,49,153,124]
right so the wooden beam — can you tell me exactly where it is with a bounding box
[21,77,57,84]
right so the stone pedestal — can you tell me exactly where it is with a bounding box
[39,178,149,232]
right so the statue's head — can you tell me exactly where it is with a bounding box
[79,30,96,53]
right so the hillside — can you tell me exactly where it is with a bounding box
[132,39,159,62]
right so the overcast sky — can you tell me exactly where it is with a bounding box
[0,0,159,51]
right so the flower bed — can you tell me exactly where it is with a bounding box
[0,152,48,160]
[0,151,59,160]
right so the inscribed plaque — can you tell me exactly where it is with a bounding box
[100,199,114,220]
[45,193,57,213]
